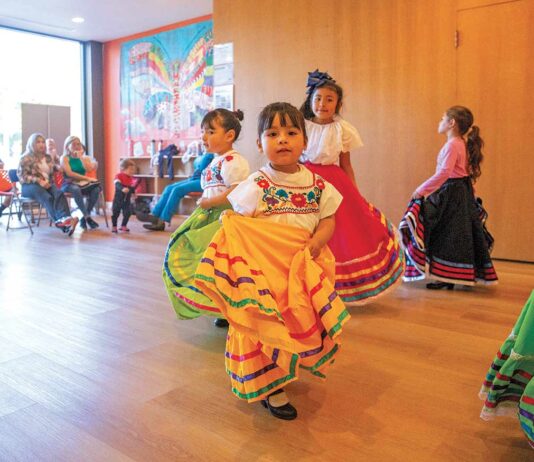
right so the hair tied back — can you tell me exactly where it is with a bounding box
[233,109,244,121]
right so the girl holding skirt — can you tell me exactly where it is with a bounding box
[300,70,404,304]
[195,102,350,420]
[163,109,249,325]
[399,106,497,289]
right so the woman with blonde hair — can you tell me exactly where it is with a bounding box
[60,135,101,229]
[17,133,78,235]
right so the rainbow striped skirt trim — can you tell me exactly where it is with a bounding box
[163,206,229,320]
[399,179,497,286]
[195,214,350,402]
[479,291,534,449]
[304,162,405,304]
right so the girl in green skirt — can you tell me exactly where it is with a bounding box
[163,109,249,326]
[480,291,534,449]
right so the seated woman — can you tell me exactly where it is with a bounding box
[140,149,214,231]
[61,136,101,230]
[18,133,78,235]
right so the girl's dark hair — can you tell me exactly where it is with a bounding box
[257,102,308,142]
[300,81,344,120]
[201,108,244,141]
[446,105,484,181]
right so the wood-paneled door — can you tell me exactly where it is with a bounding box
[457,0,534,261]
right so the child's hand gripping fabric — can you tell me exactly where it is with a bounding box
[306,214,335,259]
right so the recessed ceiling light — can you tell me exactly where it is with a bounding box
[71,17,85,23]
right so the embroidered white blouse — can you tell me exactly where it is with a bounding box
[301,115,364,165]
[200,150,250,199]
[227,163,343,234]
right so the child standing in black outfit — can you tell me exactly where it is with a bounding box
[112,159,137,233]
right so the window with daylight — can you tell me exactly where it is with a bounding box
[0,27,83,168]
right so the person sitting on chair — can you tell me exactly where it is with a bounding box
[17,133,78,235]
[60,136,101,230]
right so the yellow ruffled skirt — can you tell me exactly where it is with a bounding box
[195,214,350,402]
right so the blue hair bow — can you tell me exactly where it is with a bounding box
[306,69,335,94]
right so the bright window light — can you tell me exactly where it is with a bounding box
[0,28,83,168]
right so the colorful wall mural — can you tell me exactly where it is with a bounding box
[120,19,213,153]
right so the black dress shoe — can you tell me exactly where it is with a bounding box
[80,217,88,229]
[136,212,158,223]
[143,220,165,231]
[426,282,454,290]
[214,318,229,328]
[261,389,297,420]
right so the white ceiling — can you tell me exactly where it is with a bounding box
[0,0,213,42]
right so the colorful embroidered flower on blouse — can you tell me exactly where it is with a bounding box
[316,178,325,190]
[290,193,307,208]
[253,172,325,215]
[225,155,234,162]
[265,196,279,207]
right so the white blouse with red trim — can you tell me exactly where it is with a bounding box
[200,150,250,199]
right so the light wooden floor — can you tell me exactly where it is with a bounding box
[1,215,533,462]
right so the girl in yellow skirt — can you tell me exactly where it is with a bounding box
[195,102,350,420]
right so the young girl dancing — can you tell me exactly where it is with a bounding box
[163,109,249,326]
[299,70,404,304]
[399,106,497,289]
[195,102,350,420]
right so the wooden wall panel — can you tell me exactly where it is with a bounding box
[458,0,521,10]
[214,0,534,261]
[457,0,534,260]
[214,0,457,226]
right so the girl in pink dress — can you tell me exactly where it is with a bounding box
[399,106,497,289]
